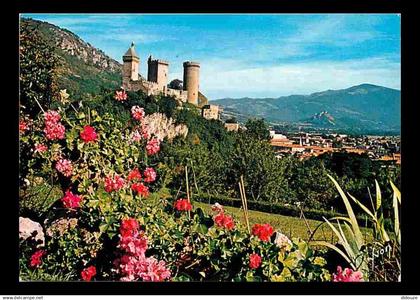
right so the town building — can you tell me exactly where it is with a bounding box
[202,104,221,120]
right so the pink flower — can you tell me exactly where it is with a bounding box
[44,122,66,140]
[127,168,142,182]
[131,130,142,143]
[131,183,149,198]
[131,106,145,121]
[114,220,171,282]
[141,124,150,140]
[249,253,262,269]
[174,198,192,211]
[30,250,45,268]
[143,167,156,183]
[61,190,82,209]
[34,143,48,153]
[81,266,96,281]
[146,138,160,156]
[104,174,125,193]
[80,125,98,143]
[252,223,274,242]
[44,110,61,124]
[333,266,364,282]
[55,159,73,177]
[114,90,127,101]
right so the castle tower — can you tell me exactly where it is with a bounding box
[122,42,140,87]
[183,61,200,105]
[147,55,169,91]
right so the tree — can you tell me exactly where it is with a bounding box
[20,20,60,117]
[244,118,271,141]
[168,79,183,90]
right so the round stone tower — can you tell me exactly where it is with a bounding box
[183,61,200,105]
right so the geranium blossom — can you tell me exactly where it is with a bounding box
[252,223,274,242]
[120,218,139,238]
[55,159,73,177]
[44,110,65,140]
[131,183,149,198]
[81,266,96,281]
[104,174,125,193]
[61,190,82,209]
[174,198,192,211]
[143,167,156,183]
[127,168,142,182]
[214,213,235,230]
[34,143,48,154]
[80,125,98,143]
[249,253,262,269]
[146,138,160,156]
[115,219,171,282]
[131,106,145,121]
[19,120,28,133]
[274,232,292,249]
[130,130,142,143]
[333,266,364,282]
[114,90,127,101]
[30,250,45,268]
[44,110,61,123]
[44,122,66,140]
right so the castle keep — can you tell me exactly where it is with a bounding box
[122,42,200,105]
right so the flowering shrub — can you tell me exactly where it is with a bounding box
[19,90,332,282]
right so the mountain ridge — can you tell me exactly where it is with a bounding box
[212,84,400,134]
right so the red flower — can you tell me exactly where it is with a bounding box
[61,190,82,209]
[44,110,61,123]
[252,223,274,242]
[80,125,98,143]
[30,250,45,268]
[143,167,156,183]
[214,213,235,230]
[120,218,139,237]
[146,138,160,156]
[131,106,145,121]
[333,266,364,282]
[131,182,149,198]
[81,266,96,282]
[114,90,127,101]
[104,174,125,193]
[127,168,142,182]
[174,198,192,211]
[249,253,262,269]
[19,120,28,133]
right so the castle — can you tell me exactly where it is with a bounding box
[121,42,201,105]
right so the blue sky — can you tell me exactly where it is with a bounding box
[22,14,400,99]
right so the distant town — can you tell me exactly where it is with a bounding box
[200,104,401,166]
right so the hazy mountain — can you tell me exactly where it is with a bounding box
[212,84,401,134]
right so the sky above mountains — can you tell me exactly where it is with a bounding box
[22,14,401,99]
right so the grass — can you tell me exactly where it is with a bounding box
[193,201,373,243]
